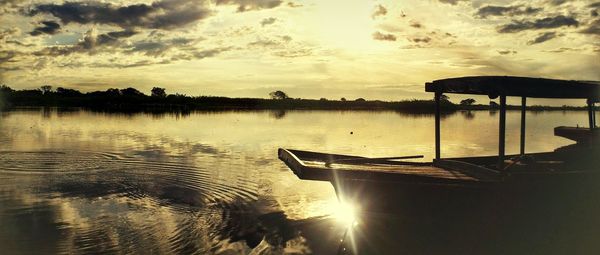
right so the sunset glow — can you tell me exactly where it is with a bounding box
[1,0,599,100]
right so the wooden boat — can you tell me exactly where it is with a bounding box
[554,126,599,144]
[279,76,600,214]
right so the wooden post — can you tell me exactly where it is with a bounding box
[498,95,506,170]
[588,99,594,130]
[520,97,526,155]
[592,102,596,129]
[435,92,441,160]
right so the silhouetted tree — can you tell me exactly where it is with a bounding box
[320,98,328,101]
[40,85,52,95]
[105,88,121,96]
[269,90,289,100]
[56,87,82,96]
[151,87,167,97]
[0,85,13,93]
[355,98,366,102]
[340,97,346,101]
[120,87,144,97]
[489,101,499,109]
[460,98,476,106]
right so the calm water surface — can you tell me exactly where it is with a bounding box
[0,108,596,254]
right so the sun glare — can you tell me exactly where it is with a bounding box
[333,201,359,227]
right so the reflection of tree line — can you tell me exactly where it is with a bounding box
[0,85,594,113]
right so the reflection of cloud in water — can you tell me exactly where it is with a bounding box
[0,150,324,253]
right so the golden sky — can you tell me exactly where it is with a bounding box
[0,0,599,100]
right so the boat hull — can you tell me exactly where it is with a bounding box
[332,172,600,215]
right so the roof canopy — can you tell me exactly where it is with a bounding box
[425,76,600,100]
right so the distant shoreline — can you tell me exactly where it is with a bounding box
[0,85,595,113]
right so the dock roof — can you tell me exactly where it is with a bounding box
[425,76,600,100]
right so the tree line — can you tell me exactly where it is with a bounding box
[0,84,588,112]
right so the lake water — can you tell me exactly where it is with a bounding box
[0,108,596,254]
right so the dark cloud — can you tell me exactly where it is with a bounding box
[30,0,212,30]
[191,47,232,59]
[248,39,281,48]
[591,2,600,8]
[62,47,231,69]
[5,40,35,47]
[548,0,566,5]
[543,47,583,53]
[497,15,579,33]
[127,37,195,56]
[410,20,423,28]
[476,5,542,19]
[287,2,302,8]
[527,32,557,45]
[581,19,600,35]
[437,0,467,5]
[34,29,137,56]
[593,10,598,17]
[29,21,61,36]
[260,17,277,26]
[497,50,517,55]
[372,31,396,41]
[410,37,431,43]
[372,4,387,19]
[215,0,283,12]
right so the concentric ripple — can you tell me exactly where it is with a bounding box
[0,150,259,208]
[0,150,122,174]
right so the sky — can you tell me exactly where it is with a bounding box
[0,0,599,100]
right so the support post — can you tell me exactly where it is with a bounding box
[588,99,595,130]
[435,92,441,160]
[592,102,596,129]
[520,97,526,155]
[498,95,506,170]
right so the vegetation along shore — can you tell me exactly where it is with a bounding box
[0,85,593,113]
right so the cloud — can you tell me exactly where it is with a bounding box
[548,0,566,5]
[437,0,467,5]
[30,0,212,30]
[0,27,19,40]
[0,0,20,13]
[543,47,583,53]
[581,19,600,35]
[260,17,277,26]
[410,37,431,43]
[34,28,137,56]
[0,50,18,64]
[29,21,61,36]
[215,0,283,12]
[410,20,423,28]
[497,15,579,33]
[372,31,396,41]
[497,49,517,55]
[127,36,196,56]
[527,32,557,44]
[248,39,281,48]
[476,5,542,19]
[372,4,387,19]
[287,2,302,8]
